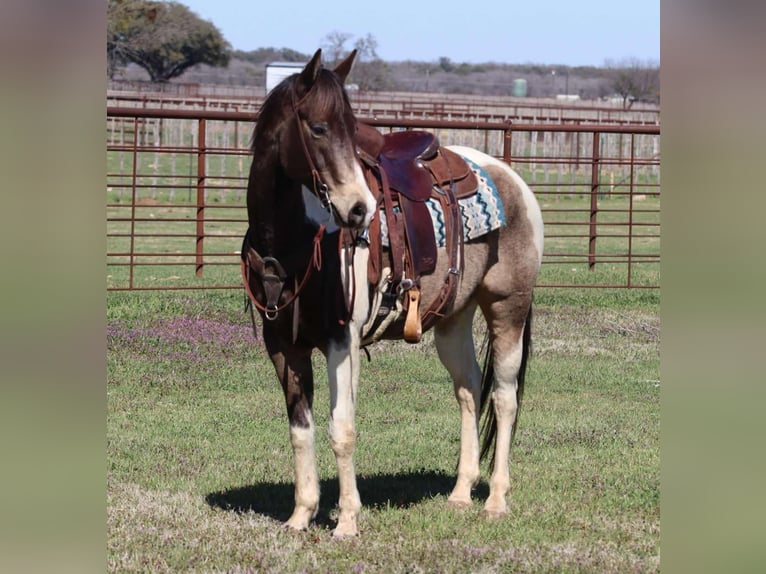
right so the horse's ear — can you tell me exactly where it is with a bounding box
[333,50,358,84]
[299,49,323,90]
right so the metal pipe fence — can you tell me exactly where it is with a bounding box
[108,89,660,125]
[107,107,659,291]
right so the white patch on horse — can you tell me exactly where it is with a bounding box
[326,328,362,536]
[286,419,319,530]
[324,244,369,536]
[353,161,377,228]
[447,145,544,265]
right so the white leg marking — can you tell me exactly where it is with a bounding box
[315,245,370,537]
[327,327,362,537]
[339,245,371,325]
[447,145,544,265]
[285,415,319,530]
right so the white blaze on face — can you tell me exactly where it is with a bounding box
[353,161,377,227]
[329,160,376,228]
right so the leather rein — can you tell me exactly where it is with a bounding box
[242,80,354,339]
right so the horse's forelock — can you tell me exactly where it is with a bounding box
[252,69,353,152]
[305,69,353,122]
[251,79,295,151]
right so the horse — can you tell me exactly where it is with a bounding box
[240,49,543,538]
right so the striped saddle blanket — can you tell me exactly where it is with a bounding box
[378,156,506,247]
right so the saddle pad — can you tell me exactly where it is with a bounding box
[379,156,506,247]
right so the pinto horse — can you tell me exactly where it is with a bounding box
[241,49,543,537]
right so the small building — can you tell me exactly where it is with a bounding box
[265,61,306,94]
[512,78,527,98]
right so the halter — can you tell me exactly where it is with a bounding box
[291,83,332,212]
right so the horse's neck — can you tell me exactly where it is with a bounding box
[247,166,311,260]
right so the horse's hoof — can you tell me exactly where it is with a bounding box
[282,520,307,532]
[283,508,314,532]
[447,497,472,509]
[332,516,359,538]
[483,507,509,520]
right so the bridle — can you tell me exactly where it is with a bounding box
[291,84,333,212]
[242,75,359,336]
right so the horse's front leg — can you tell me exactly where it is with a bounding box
[264,330,318,531]
[324,245,369,538]
[326,332,362,537]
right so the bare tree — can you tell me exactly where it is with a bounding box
[321,31,353,66]
[353,34,389,91]
[319,31,389,90]
[605,58,660,108]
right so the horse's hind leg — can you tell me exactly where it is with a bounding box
[264,333,319,531]
[479,293,533,516]
[434,301,482,507]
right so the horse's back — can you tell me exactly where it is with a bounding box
[415,146,543,317]
[447,146,543,265]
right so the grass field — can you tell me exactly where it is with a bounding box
[107,288,659,572]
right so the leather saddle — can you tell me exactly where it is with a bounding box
[355,123,479,342]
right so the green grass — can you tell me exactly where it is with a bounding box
[107,289,659,572]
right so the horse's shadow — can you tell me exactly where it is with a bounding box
[205,470,489,526]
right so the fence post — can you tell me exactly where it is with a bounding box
[130,116,139,289]
[502,120,512,164]
[589,131,600,270]
[627,133,636,287]
[196,118,206,277]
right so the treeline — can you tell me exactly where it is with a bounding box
[121,52,658,105]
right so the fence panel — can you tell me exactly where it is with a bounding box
[107,107,659,291]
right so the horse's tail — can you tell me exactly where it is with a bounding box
[479,305,533,469]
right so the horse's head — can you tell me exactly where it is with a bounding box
[257,49,376,230]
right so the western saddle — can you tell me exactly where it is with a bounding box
[355,123,479,344]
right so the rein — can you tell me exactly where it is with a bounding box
[242,224,326,330]
[243,75,361,341]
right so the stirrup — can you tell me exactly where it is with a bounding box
[403,287,422,343]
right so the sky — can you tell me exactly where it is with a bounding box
[177,0,660,67]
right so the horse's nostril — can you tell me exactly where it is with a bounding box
[349,202,367,226]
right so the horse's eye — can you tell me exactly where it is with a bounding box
[309,123,329,138]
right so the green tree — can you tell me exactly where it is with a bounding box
[438,57,455,73]
[107,0,230,82]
